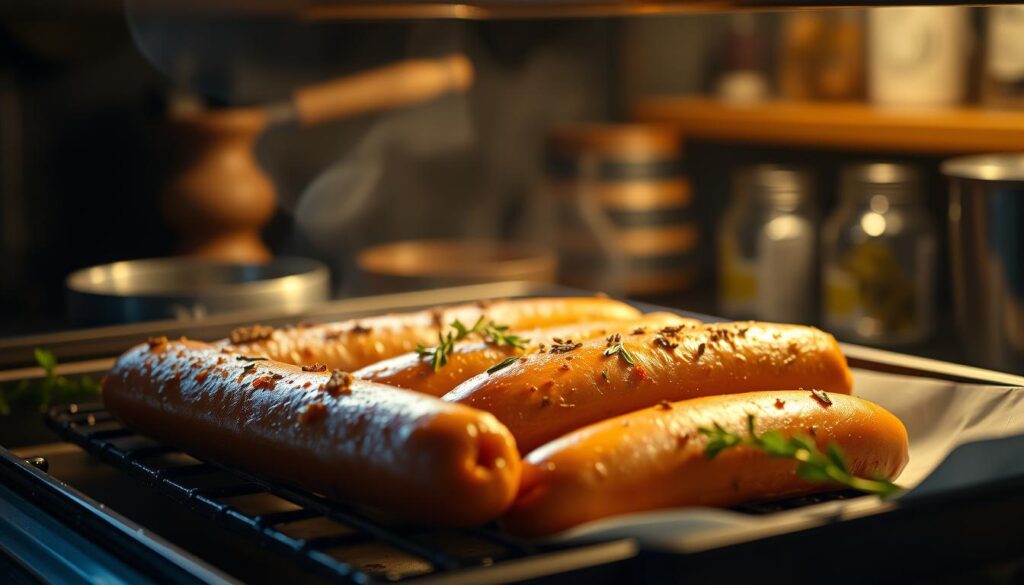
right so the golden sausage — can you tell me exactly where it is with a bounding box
[445,322,853,453]
[103,338,522,526]
[504,391,908,537]
[224,297,641,372]
[354,312,699,397]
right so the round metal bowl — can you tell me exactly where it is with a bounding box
[66,256,330,326]
[357,239,557,294]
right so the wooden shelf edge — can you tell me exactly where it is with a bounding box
[632,97,1024,154]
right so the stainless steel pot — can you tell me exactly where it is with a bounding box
[66,257,330,326]
[941,154,1024,374]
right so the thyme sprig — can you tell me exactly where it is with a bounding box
[416,317,529,372]
[698,414,902,498]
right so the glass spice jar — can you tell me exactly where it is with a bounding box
[822,163,937,346]
[718,165,817,324]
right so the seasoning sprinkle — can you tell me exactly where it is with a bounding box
[694,342,707,360]
[322,370,354,396]
[229,325,275,345]
[302,363,328,372]
[146,336,168,349]
[653,336,679,350]
[657,400,673,410]
[236,355,268,362]
[549,339,582,354]
[810,389,832,407]
[299,402,328,425]
[660,325,685,338]
[241,363,258,374]
[631,327,647,335]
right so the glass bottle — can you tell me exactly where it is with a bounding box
[822,163,937,345]
[718,165,817,324]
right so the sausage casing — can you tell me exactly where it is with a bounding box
[103,339,522,526]
[225,297,641,372]
[504,391,908,537]
[354,312,699,397]
[445,322,853,453]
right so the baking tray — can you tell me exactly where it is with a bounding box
[2,283,1024,583]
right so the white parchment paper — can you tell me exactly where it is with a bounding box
[552,368,1024,545]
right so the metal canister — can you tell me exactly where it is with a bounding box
[545,124,697,297]
[942,154,1024,373]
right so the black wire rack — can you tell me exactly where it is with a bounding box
[45,402,862,584]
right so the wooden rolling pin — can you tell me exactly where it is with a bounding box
[273,54,474,126]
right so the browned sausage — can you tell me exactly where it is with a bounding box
[445,322,853,453]
[504,391,908,537]
[224,297,641,372]
[354,312,699,397]
[103,338,522,526]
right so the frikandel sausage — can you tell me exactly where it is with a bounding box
[103,338,522,526]
[445,322,853,453]
[354,312,699,397]
[223,297,641,372]
[504,391,908,537]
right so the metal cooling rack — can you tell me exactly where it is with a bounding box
[45,402,860,583]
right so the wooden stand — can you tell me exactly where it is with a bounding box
[163,108,275,262]
[161,55,474,263]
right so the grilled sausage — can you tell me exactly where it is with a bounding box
[504,391,908,537]
[103,338,522,526]
[444,322,853,453]
[224,297,641,372]
[354,312,700,397]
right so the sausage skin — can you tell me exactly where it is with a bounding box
[225,297,641,372]
[504,391,909,537]
[354,312,699,397]
[445,322,853,453]
[103,339,522,526]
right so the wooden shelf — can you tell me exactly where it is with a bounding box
[633,97,1024,154]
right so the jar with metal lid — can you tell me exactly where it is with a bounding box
[823,163,937,345]
[718,165,817,324]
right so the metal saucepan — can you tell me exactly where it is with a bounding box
[66,256,330,326]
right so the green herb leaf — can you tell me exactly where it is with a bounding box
[603,342,636,366]
[0,348,101,416]
[697,414,902,498]
[34,348,57,375]
[486,356,519,375]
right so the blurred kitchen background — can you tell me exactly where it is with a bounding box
[1,3,1022,373]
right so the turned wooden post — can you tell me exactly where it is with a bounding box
[162,107,275,263]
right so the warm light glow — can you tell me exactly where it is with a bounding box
[861,212,887,237]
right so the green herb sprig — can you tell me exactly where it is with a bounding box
[486,356,519,375]
[603,342,636,366]
[698,414,902,498]
[416,317,529,372]
[0,349,102,416]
